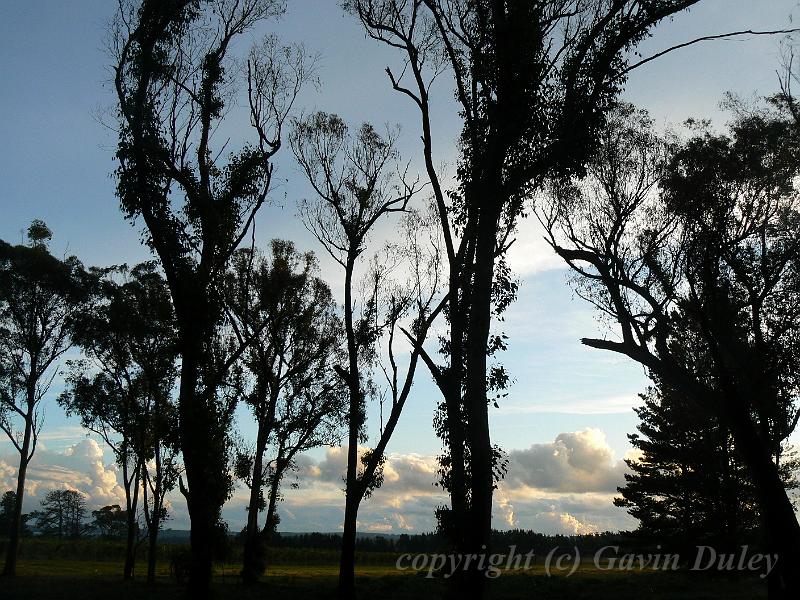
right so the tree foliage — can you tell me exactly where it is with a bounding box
[0,491,31,537]
[32,490,90,539]
[225,239,346,583]
[541,100,800,596]
[110,0,312,592]
[92,504,131,539]
[59,261,179,579]
[0,222,89,576]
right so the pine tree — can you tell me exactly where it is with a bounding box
[615,381,761,554]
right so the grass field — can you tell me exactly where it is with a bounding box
[2,558,768,599]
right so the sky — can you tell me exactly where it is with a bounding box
[1,0,799,536]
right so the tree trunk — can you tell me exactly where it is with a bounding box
[263,464,281,542]
[339,252,362,600]
[123,511,137,580]
[178,338,224,599]
[147,519,159,585]
[444,279,469,549]
[725,392,800,599]
[147,438,163,585]
[461,213,498,598]
[339,491,360,600]
[2,410,33,577]
[241,428,267,585]
[122,456,138,580]
[260,457,284,575]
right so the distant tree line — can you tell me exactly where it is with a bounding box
[264,529,636,556]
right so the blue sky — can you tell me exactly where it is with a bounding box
[1,0,798,534]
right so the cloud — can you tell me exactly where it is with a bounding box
[534,511,599,535]
[251,430,633,535]
[506,218,565,277]
[2,430,636,535]
[271,447,446,533]
[0,438,127,511]
[505,428,628,493]
[295,446,440,496]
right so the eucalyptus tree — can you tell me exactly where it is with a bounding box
[346,5,708,592]
[60,261,179,581]
[260,367,346,551]
[31,489,90,539]
[226,240,346,584]
[110,1,311,592]
[92,505,130,539]
[291,111,444,599]
[540,103,800,598]
[141,396,181,584]
[0,221,89,577]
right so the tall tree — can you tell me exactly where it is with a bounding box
[541,102,800,598]
[347,2,704,594]
[110,1,310,593]
[291,112,443,599]
[0,221,89,577]
[226,240,346,584]
[59,261,179,581]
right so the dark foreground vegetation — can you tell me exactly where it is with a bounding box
[0,556,769,600]
[0,534,771,599]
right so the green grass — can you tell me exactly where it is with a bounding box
[1,558,768,599]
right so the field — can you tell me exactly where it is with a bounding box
[2,555,769,599]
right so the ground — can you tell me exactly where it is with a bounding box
[2,559,768,599]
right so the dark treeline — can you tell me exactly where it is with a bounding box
[267,529,637,556]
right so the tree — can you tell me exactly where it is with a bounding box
[92,505,130,539]
[540,102,800,598]
[347,4,707,594]
[32,489,89,539]
[0,492,30,538]
[225,240,346,584]
[260,365,345,551]
[0,221,89,576]
[59,261,179,580]
[141,395,181,585]
[110,1,311,593]
[291,112,443,599]
[616,382,761,556]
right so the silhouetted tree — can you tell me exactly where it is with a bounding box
[142,406,181,585]
[541,102,800,598]
[0,221,89,576]
[291,112,443,599]
[617,382,760,556]
[92,504,130,539]
[0,491,30,537]
[226,240,346,584]
[32,489,89,539]
[347,4,707,595]
[110,1,311,594]
[60,262,179,580]
[345,0,708,597]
